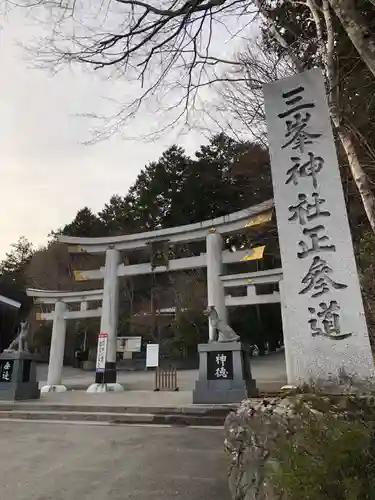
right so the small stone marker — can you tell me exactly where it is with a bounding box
[264,68,375,385]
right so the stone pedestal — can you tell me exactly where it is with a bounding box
[0,352,40,401]
[193,342,258,404]
[87,383,124,393]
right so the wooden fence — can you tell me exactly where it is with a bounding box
[154,366,179,391]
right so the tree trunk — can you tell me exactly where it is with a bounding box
[337,127,375,233]
[256,0,375,233]
[329,0,375,79]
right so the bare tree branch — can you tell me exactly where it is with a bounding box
[212,1,375,233]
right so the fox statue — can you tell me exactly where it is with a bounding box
[204,306,240,343]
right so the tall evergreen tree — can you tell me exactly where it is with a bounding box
[0,237,35,289]
[61,207,108,237]
[60,134,273,236]
[98,195,138,235]
[127,145,192,230]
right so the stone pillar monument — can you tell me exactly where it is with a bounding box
[264,68,375,386]
[206,230,227,342]
[88,247,123,392]
[41,300,67,393]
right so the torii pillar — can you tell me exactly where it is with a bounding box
[206,229,227,342]
[87,248,124,392]
[41,301,67,393]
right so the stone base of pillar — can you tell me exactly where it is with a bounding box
[87,383,124,393]
[94,362,117,384]
[40,385,67,393]
[193,342,258,404]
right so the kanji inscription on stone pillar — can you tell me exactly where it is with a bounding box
[264,68,375,385]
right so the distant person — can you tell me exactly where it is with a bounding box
[74,349,82,368]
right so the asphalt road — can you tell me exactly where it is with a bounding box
[0,422,229,500]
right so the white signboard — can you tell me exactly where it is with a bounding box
[146,343,159,368]
[127,337,142,352]
[96,332,108,373]
[117,336,142,353]
[264,68,375,384]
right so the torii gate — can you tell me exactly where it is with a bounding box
[55,199,283,392]
[27,288,103,393]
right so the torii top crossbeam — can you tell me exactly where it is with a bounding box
[58,200,274,253]
[27,288,104,304]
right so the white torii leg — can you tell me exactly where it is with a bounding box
[41,301,67,393]
[87,248,123,392]
[102,248,120,366]
[206,232,227,342]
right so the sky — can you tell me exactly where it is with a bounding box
[0,10,209,259]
